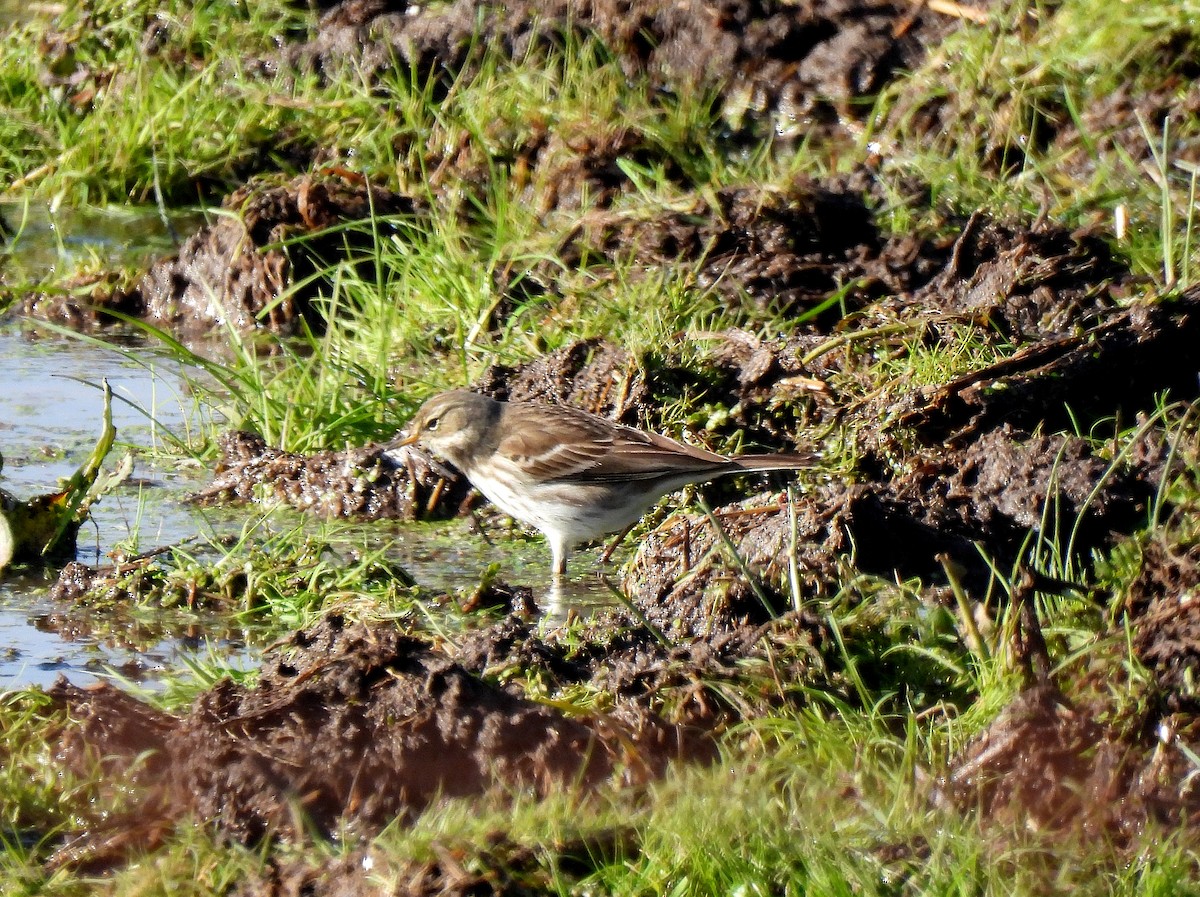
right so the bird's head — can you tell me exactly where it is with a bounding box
[394,389,499,468]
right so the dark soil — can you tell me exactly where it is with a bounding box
[627,422,1169,634]
[941,677,1200,842]
[474,337,648,424]
[454,610,832,725]
[547,175,892,323]
[1127,535,1200,709]
[47,614,714,867]
[897,290,1200,442]
[192,429,473,522]
[276,0,976,147]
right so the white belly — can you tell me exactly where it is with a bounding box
[468,465,663,549]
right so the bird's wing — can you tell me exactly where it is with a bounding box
[496,404,730,483]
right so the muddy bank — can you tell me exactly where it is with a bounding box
[48,614,716,867]
[19,156,1134,362]
[21,0,976,336]
[47,516,1200,863]
[941,528,1200,841]
[623,423,1165,635]
[22,172,418,335]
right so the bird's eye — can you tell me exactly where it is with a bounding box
[426,416,440,431]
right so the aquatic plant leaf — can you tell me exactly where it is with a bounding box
[0,380,121,567]
[0,505,12,571]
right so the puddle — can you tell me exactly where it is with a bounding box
[0,321,260,689]
[0,201,205,282]
[385,518,626,622]
[0,571,258,690]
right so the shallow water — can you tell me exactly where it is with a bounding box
[0,322,262,688]
[0,321,619,688]
[387,518,627,622]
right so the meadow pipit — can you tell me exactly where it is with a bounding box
[391,390,813,576]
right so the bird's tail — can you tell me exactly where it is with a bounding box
[731,452,817,472]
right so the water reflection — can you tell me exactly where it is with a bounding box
[0,201,205,282]
[388,519,624,622]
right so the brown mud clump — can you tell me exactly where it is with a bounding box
[934,527,1200,841]
[899,289,1200,442]
[277,0,974,149]
[940,682,1200,841]
[192,430,474,522]
[628,426,1165,636]
[1126,536,1200,710]
[48,616,709,867]
[24,172,418,336]
[452,611,831,727]
[474,337,648,424]
[518,180,1129,336]
[556,176,887,323]
[193,338,641,524]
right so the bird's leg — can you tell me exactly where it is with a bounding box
[598,521,638,566]
[550,539,568,577]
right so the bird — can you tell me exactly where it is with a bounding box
[390,389,814,576]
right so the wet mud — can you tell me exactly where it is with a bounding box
[940,680,1200,842]
[48,614,713,867]
[192,340,645,519]
[625,422,1164,635]
[474,337,647,422]
[454,610,832,725]
[192,430,473,521]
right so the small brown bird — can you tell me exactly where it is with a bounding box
[392,390,813,576]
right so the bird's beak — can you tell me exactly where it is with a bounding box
[394,431,420,447]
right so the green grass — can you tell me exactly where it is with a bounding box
[0,3,316,204]
[3,0,1200,892]
[870,0,1200,282]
